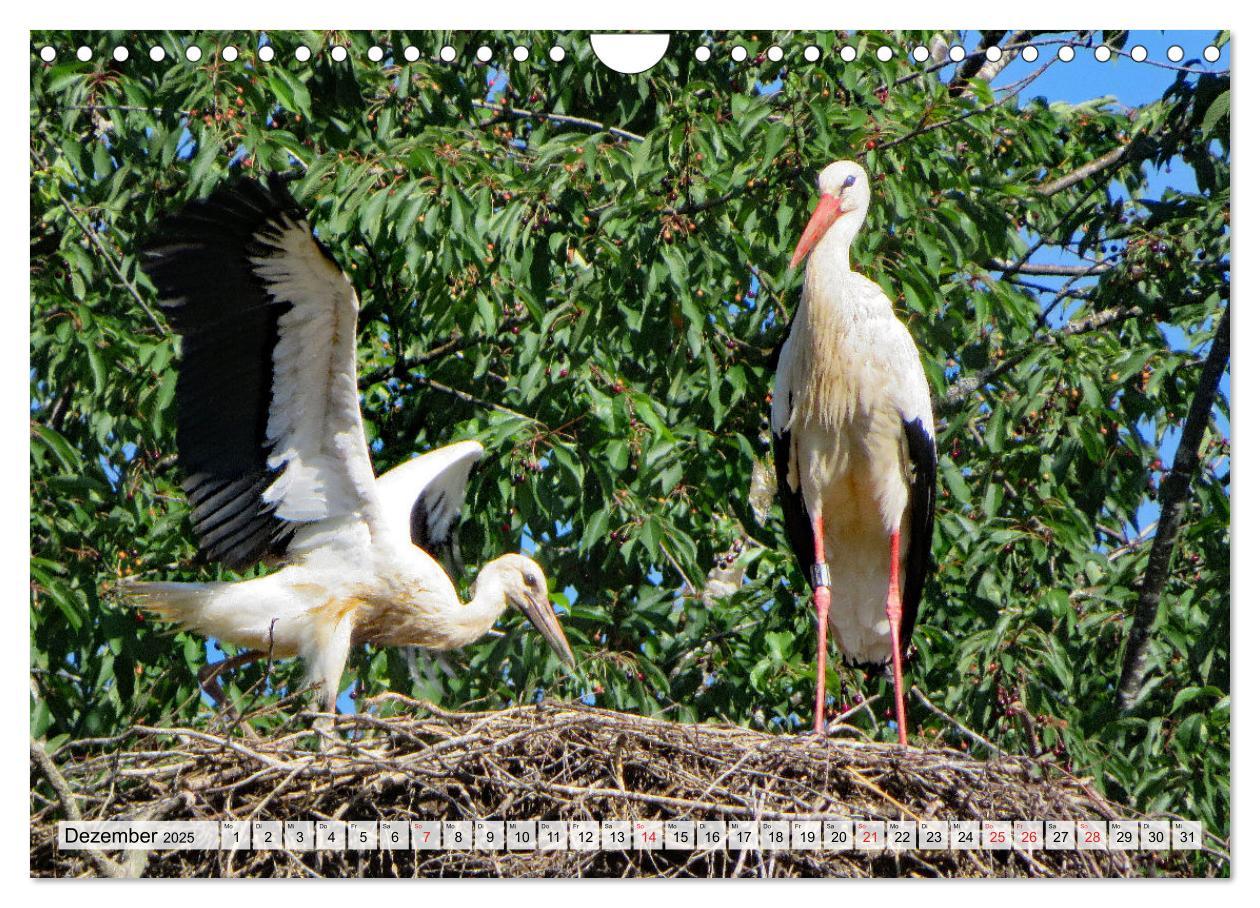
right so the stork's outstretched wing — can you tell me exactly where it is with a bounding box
[141,177,381,569]
[375,441,485,569]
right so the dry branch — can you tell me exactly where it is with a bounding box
[31,698,1210,878]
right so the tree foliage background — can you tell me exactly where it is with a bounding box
[30,30,1230,842]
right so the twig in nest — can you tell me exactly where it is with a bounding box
[910,686,1003,757]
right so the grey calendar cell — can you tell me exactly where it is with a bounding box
[474,821,505,850]
[1045,821,1076,850]
[220,821,250,851]
[696,821,726,850]
[252,821,283,851]
[316,820,346,850]
[538,821,568,851]
[727,821,759,850]
[790,821,821,851]
[601,820,631,851]
[507,820,537,851]
[569,821,600,851]
[665,820,696,850]
[442,821,472,850]
[348,821,378,850]
[380,821,410,850]
[759,821,789,851]
[284,821,314,852]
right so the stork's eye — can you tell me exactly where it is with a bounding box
[524,572,538,588]
[842,175,857,188]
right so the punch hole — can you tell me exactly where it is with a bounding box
[694,46,711,62]
[186,46,203,62]
[1203,45,1221,63]
[39,46,56,62]
[803,45,820,62]
[438,45,455,62]
[258,45,275,62]
[876,46,893,62]
[1094,46,1111,62]
[985,46,1002,62]
[221,46,239,62]
[1130,45,1148,62]
[1020,46,1038,62]
[149,46,165,62]
[1057,46,1075,62]
[589,33,669,74]
[113,46,129,62]
[730,46,747,62]
[367,46,384,62]
[403,46,420,62]
[76,46,92,61]
[295,45,312,62]
[767,45,783,62]
[476,45,493,63]
[513,45,529,62]
[549,46,566,62]
[948,45,965,63]
[912,45,929,63]
[839,45,856,63]
[330,45,348,62]
[1167,45,1184,63]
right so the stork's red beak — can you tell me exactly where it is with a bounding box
[790,193,846,270]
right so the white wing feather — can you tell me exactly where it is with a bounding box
[374,441,485,551]
[248,216,384,539]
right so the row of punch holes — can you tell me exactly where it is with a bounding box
[37,40,1222,67]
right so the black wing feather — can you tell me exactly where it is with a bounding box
[899,416,937,653]
[410,485,467,578]
[772,413,816,587]
[140,176,313,570]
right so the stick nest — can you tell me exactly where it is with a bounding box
[31,696,1207,878]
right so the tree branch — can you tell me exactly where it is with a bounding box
[413,374,542,426]
[987,260,1112,277]
[360,330,494,388]
[938,305,1143,413]
[1037,144,1131,197]
[470,99,645,143]
[879,59,1056,153]
[1116,302,1230,711]
[30,739,129,878]
[30,148,166,335]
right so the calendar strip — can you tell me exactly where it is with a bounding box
[58,819,1202,853]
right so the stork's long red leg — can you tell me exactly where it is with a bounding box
[811,515,831,735]
[885,531,908,746]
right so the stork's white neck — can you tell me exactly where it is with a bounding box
[804,204,866,284]
[446,568,512,647]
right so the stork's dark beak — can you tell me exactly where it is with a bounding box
[516,591,576,668]
[790,192,846,270]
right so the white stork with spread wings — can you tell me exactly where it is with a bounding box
[127,177,574,719]
[772,161,937,743]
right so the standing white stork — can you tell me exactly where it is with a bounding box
[126,176,575,721]
[771,161,937,744]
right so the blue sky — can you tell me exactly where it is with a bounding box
[994,30,1231,537]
